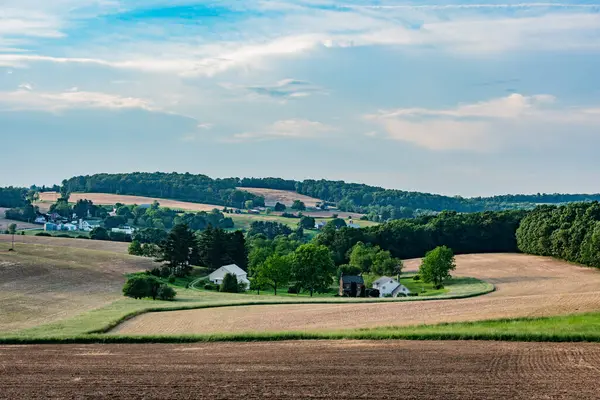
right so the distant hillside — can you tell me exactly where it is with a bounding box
[55,172,600,218]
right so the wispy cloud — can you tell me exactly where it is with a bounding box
[228,119,336,142]
[366,94,600,151]
[0,88,155,112]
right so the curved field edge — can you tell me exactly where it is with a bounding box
[6,278,493,338]
[3,311,600,344]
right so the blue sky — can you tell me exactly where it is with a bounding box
[1,0,600,196]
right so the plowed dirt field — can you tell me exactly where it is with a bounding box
[113,253,600,335]
[1,341,599,399]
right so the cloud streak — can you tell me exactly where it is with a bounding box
[366,94,600,152]
[229,119,336,142]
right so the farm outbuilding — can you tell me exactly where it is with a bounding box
[339,275,365,297]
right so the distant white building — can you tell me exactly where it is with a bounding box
[60,223,78,232]
[347,222,361,229]
[79,220,101,232]
[315,221,327,230]
[372,276,411,298]
[34,216,47,224]
[112,226,135,236]
[209,264,250,289]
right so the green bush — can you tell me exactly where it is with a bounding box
[157,284,177,301]
[413,275,420,281]
[35,232,52,237]
[220,273,240,293]
[122,275,163,300]
[122,276,151,299]
[168,274,176,284]
[204,283,218,291]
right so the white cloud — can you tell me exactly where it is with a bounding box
[0,89,155,112]
[229,119,336,142]
[367,94,600,152]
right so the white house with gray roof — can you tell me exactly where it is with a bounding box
[209,264,250,289]
[372,276,410,298]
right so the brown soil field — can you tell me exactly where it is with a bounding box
[0,234,130,253]
[0,242,155,333]
[38,192,223,212]
[238,187,323,207]
[114,253,600,335]
[1,341,599,399]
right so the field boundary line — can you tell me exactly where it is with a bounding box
[87,281,494,335]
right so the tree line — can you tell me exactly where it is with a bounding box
[61,172,265,208]
[315,210,527,265]
[517,202,600,268]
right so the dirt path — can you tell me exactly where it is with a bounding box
[113,253,600,335]
[1,341,599,399]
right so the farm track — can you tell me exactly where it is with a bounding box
[1,341,599,399]
[113,253,600,335]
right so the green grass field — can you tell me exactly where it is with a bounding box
[4,312,600,344]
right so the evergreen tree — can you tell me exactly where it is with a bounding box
[157,223,198,277]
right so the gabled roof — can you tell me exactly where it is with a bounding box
[221,264,246,276]
[373,276,398,286]
[341,275,364,284]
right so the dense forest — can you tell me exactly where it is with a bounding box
[0,187,28,208]
[36,173,600,219]
[316,210,527,264]
[62,173,264,208]
[516,202,600,268]
[239,178,600,216]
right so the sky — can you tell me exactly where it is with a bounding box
[1,0,600,196]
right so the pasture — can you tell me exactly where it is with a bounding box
[2,341,599,399]
[112,253,600,335]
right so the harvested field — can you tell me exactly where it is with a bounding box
[238,187,322,207]
[0,243,155,333]
[1,341,599,399]
[114,253,600,335]
[0,234,129,253]
[38,192,223,212]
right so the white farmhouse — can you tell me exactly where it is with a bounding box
[209,264,250,289]
[372,276,411,298]
[112,226,136,235]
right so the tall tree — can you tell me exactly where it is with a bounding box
[419,246,456,287]
[157,223,198,277]
[291,244,335,297]
[255,254,291,295]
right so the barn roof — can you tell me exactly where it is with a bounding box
[341,275,364,284]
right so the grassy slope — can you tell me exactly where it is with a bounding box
[4,274,492,338]
[0,242,154,334]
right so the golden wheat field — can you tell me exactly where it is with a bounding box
[236,187,323,207]
[38,192,223,212]
[112,253,600,335]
